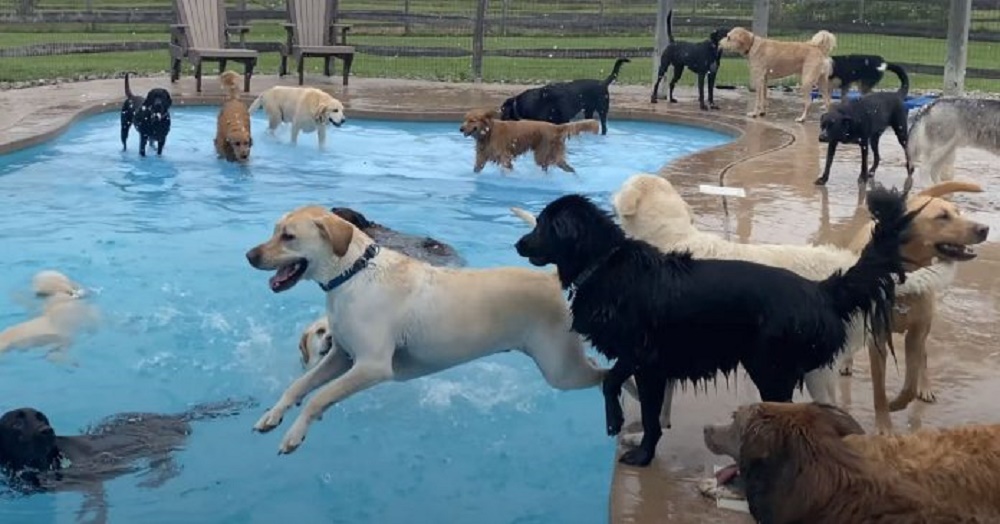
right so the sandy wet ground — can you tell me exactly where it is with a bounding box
[2,76,998,524]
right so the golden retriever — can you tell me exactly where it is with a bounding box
[844,180,989,433]
[214,71,252,163]
[704,402,1000,522]
[0,270,98,362]
[721,27,837,122]
[244,205,607,454]
[248,86,346,147]
[459,108,598,174]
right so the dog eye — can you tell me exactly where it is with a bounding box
[936,212,950,220]
[281,232,296,241]
[316,327,326,336]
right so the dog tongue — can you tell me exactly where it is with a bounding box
[715,464,740,485]
[268,264,297,290]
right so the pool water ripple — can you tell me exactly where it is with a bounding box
[0,107,729,524]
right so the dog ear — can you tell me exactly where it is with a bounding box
[298,330,311,364]
[811,403,865,437]
[313,103,329,122]
[917,180,983,200]
[314,215,354,257]
[550,211,581,241]
[614,188,641,217]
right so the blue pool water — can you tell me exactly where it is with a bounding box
[0,107,730,524]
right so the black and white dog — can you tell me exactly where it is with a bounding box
[120,73,173,157]
[828,54,909,101]
[650,10,730,110]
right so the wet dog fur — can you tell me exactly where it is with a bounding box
[499,58,629,135]
[245,205,606,454]
[703,402,999,523]
[816,89,912,187]
[120,73,172,157]
[0,400,254,523]
[513,186,911,467]
[826,54,910,101]
[248,86,346,147]
[906,97,1000,184]
[720,27,837,122]
[650,10,730,110]
[214,71,253,163]
[330,207,465,267]
[460,108,599,173]
[0,270,98,362]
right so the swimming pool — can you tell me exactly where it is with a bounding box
[0,107,731,524]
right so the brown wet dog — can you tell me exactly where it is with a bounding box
[720,27,836,122]
[703,402,1000,523]
[842,181,989,434]
[214,71,253,163]
[459,108,599,174]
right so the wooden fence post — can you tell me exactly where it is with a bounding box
[944,0,972,95]
[472,0,488,83]
[752,0,769,37]
[652,0,673,86]
[404,0,411,36]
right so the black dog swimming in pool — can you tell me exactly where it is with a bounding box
[120,73,173,157]
[331,207,465,267]
[0,398,255,522]
[514,187,911,467]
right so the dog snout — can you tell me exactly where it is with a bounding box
[514,236,528,255]
[246,247,263,268]
[976,223,990,242]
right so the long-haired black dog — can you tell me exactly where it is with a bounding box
[120,72,173,157]
[650,10,730,109]
[514,185,912,467]
[499,57,630,135]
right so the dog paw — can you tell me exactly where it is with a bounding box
[277,417,310,454]
[813,177,828,186]
[875,418,894,436]
[650,98,658,104]
[619,431,643,448]
[618,448,654,467]
[669,99,679,104]
[709,104,720,110]
[253,408,286,433]
[917,388,938,404]
[794,116,806,123]
[606,406,624,437]
[699,105,709,111]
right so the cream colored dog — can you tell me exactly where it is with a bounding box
[248,86,346,147]
[298,316,332,369]
[720,27,836,122]
[245,206,605,454]
[0,270,99,362]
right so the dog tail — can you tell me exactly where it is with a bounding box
[819,184,914,357]
[124,72,134,98]
[219,70,241,100]
[558,119,601,138]
[510,206,538,227]
[810,30,837,55]
[603,57,631,87]
[666,9,675,43]
[885,63,910,98]
[179,397,259,423]
[248,91,266,113]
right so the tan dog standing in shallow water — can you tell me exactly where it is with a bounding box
[248,86,346,148]
[703,402,1000,522]
[214,71,253,163]
[720,27,837,122]
[843,180,989,434]
[459,108,598,174]
[245,205,606,454]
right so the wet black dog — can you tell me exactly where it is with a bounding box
[0,399,255,522]
[829,54,910,101]
[120,73,173,157]
[499,57,630,135]
[514,188,911,467]
[816,87,912,187]
[331,207,465,267]
[650,10,730,110]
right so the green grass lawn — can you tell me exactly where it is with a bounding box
[2,14,999,92]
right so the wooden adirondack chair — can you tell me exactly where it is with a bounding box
[170,0,259,93]
[280,0,356,86]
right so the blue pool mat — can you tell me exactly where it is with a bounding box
[810,90,939,110]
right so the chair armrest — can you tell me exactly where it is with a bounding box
[225,24,252,46]
[170,24,188,47]
[330,23,351,45]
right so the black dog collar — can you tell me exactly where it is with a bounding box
[567,246,620,301]
[319,244,380,292]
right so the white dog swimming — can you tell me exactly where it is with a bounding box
[0,270,99,362]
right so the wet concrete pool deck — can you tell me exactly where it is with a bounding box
[2,76,998,524]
